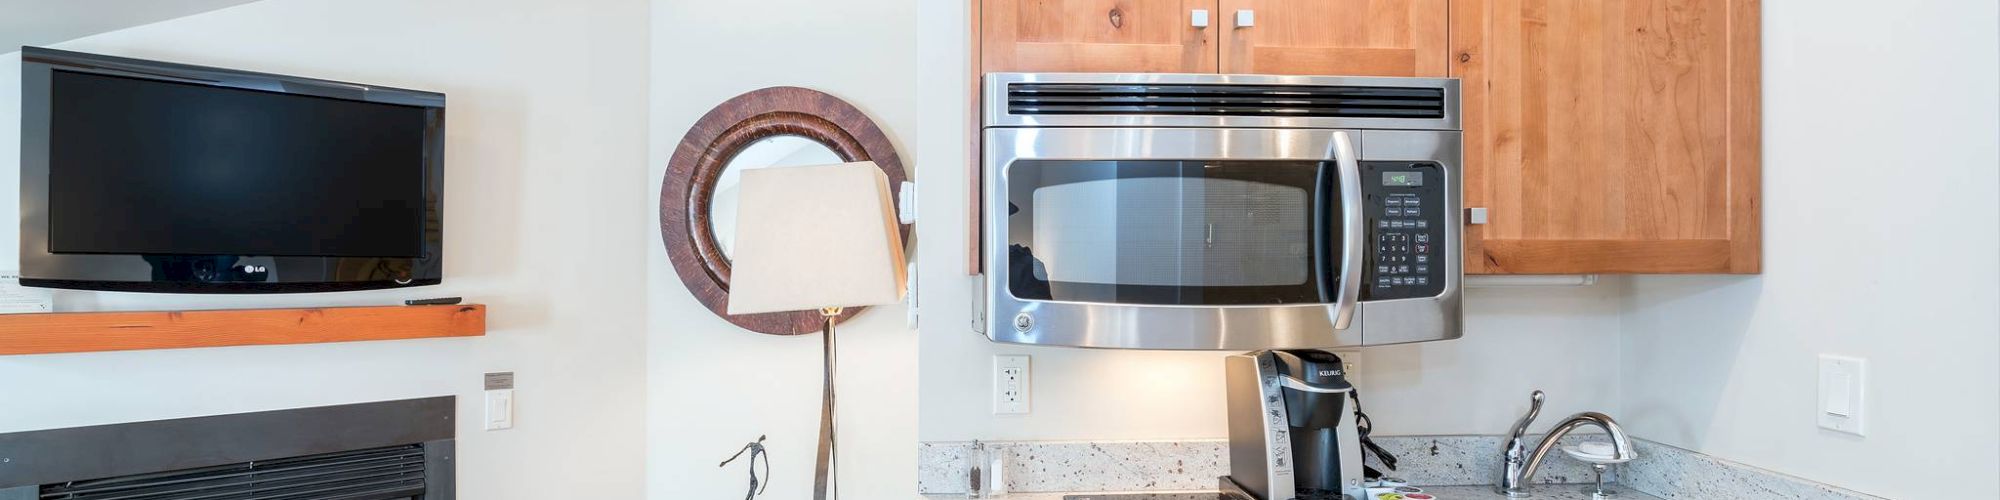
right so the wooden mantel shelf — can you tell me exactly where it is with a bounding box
[0,304,486,355]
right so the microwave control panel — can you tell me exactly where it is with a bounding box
[1362,161,1445,300]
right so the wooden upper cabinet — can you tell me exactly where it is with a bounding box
[1218,0,1448,76]
[1452,0,1761,274]
[981,0,1217,73]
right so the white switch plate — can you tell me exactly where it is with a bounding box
[993,355,1031,415]
[485,389,515,431]
[1817,355,1865,435]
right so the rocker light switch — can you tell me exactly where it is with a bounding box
[485,371,515,431]
[1817,355,1865,435]
[485,389,514,430]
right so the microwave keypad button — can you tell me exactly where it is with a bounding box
[1386,198,1405,207]
[1415,244,1430,254]
[1415,220,1429,229]
[1416,265,1430,274]
[1377,277,1393,287]
[1415,276,1430,286]
[1416,254,1430,264]
[1415,233,1431,243]
[1378,265,1391,274]
[1397,265,1411,274]
[1378,220,1390,229]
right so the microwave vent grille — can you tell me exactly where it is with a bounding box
[1006,83,1446,119]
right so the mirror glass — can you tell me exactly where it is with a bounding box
[709,135,844,260]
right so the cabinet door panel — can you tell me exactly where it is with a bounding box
[983,0,1217,73]
[1219,0,1448,76]
[1453,0,1760,274]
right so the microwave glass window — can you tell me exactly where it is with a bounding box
[1382,171,1423,187]
[1006,160,1346,305]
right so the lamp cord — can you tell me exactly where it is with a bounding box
[813,310,840,500]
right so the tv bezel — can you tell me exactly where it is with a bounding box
[18,47,446,293]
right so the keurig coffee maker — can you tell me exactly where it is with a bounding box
[1220,350,1368,500]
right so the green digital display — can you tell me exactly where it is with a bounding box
[1382,171,1423,187]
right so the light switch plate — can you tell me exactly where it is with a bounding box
[993,355,1030,415]
[485,388,514,431]
[1817,355,1865,435]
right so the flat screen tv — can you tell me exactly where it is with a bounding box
[18,47,445,293]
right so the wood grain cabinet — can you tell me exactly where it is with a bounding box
[1451,0,1761,274]
[981,0,1217,73]
[969,0,1762,275]
[1219,0,1448,77]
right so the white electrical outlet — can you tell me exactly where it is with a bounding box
[1817,355,1865,436]
[993,355,1031,415]
[1330,350,1362,386]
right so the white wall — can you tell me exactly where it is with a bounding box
[1618,1,2000,498]
[0,1,651,499]
[644,0,920,498]
[912,0,1627,443]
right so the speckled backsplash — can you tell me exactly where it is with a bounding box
[918,436,1883,499]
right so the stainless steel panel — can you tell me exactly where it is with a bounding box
[986,73,1460,131]
[1223,353,1292,499]
[1356,130,1464,345]
[985,127,1367,350]
[980,72,1463,350]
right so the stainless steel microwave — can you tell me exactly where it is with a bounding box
[977,73,1463,350]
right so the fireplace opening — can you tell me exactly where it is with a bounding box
[0,397,455,500]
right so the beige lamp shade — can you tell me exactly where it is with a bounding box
[726,161,908,315]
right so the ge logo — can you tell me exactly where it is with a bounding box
[1012,313,1034,332]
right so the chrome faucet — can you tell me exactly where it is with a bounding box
[1496,391,1636,497]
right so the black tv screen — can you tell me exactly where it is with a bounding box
[19,48,446,293]
[49,71,428,257]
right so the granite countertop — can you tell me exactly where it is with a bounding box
[922,484,1663,500]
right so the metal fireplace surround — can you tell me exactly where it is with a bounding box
[0,397,455,500]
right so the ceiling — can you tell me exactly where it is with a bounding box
[0,0,261,53]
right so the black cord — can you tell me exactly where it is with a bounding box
[1350,388,1399,478]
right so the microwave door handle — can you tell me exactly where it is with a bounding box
[1330,131,1364,330]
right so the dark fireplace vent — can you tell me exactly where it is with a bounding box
[0,398,453,500]
[39,444,429,500]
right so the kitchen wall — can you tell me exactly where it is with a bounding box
[0,1,650,499]
[1617,1,2000,498]
[912,1,1626,444]
[644,0,921,498]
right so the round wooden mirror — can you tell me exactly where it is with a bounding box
[660,87,908,335]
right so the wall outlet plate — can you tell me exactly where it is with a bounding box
[1817,354,1865,436]
[993,355,1030,415]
